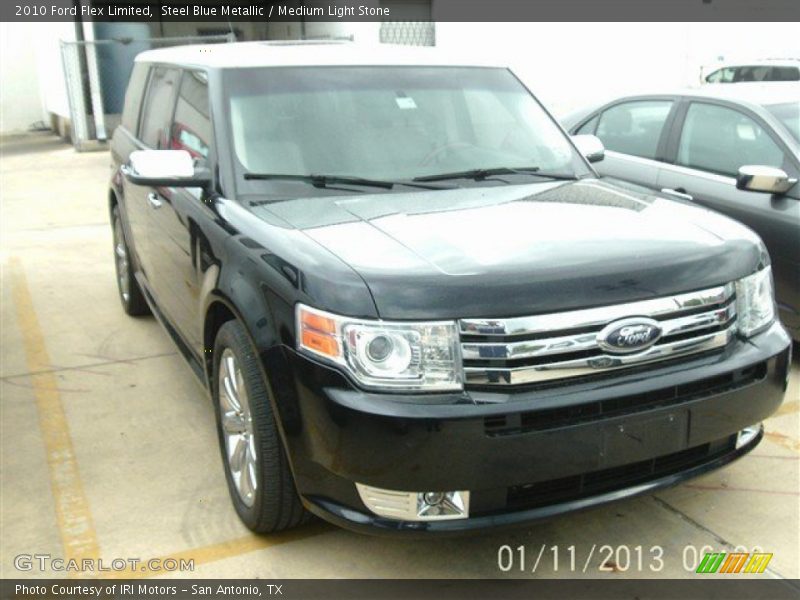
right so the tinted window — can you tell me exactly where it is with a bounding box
[766,102,800,143]
[677,103,785,177]
[730,65,800,82]
[139,67,180,148]
[766,67,800,82]
[121,64,148,132]
[595,100,673,159]
[170,71,212,159]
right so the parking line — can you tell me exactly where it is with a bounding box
[8,257,100,565]
[106,522,335,579]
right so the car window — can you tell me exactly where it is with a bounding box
[139,66,180,148]
[733,66,772,82]
[225,66,589,182]
[121,64,149,133]
[677,102,785,177]
[766,66,800,82]
[595,100,673,159]
[706,68,735,83]
[576,114,599,135]
[766,102,800,143]
[170,71,212,159]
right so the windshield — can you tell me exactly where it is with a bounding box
[224,66,589,187]
[765,102,800,142]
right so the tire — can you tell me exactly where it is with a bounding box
[212,320,308,532]
[111,205,150,316]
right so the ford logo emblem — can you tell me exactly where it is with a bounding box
[597,317,662,354]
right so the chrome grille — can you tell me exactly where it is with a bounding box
[459,284,737,387]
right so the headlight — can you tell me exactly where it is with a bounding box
[296,304,462,392]
[735,266,775,337]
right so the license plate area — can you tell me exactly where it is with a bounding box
[601,411,688,469]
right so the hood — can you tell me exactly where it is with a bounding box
[255,178,766,319]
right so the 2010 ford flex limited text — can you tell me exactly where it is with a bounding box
[109,42,792,534]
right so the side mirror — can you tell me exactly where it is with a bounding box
[572,134,605,163]
[121,150,211,188]
[736,165,797,194]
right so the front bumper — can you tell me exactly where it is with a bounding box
[269,321,791,535]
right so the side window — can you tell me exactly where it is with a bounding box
[170,70,212,159]
[677,103,785,177]
[767,67,800,82]
[706,68,734,83]
[121,64,148,133]
[734,66,771,82]
[139,66,180,148]
[576,114,599,135]
[595,100,673,159]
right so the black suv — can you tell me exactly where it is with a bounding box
[109,42,791,534]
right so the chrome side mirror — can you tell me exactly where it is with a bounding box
[121,150,211,188]
[736,165,797,194]
[572,134,605,163]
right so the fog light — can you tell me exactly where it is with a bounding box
[736,424,762,449]
[423,492,445,506]
[356,483,470,521]
[417,490,469,519]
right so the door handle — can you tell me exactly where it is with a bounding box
[147,192,163,209]
[660,187,694,201]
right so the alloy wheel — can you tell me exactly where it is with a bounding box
[218,348,258,507]
[113,218,130,302]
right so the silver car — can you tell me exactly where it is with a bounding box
[564,84,800,341]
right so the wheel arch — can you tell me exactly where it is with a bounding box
[200,284,282,391]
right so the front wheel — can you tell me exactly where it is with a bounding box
[212,320,308,532]
[111,205,150,316]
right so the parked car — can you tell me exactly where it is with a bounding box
[563,85,800,342]
[109,42,791,535]
[701,59,800,85]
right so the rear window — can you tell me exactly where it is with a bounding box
[121,63,149,133]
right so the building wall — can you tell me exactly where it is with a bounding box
[0,22,49,134]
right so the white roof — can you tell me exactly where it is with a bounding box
[704,58,800,70]
[686,82,800,107]
[134,41,506,70]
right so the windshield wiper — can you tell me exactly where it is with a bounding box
[413,167,577,183]
[243,173,450,191]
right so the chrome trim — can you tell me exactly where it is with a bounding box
[463,326,735,386]
[355,484,470,521]
[461,302,734,362]
[462,332,598,361]
[596,317,662,354]
[736,424,762,449]
[459,284,734,337]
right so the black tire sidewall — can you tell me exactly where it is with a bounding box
[211,320,298,531]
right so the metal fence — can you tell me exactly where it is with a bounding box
[60,34,235,151]
[379,22,436,46]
